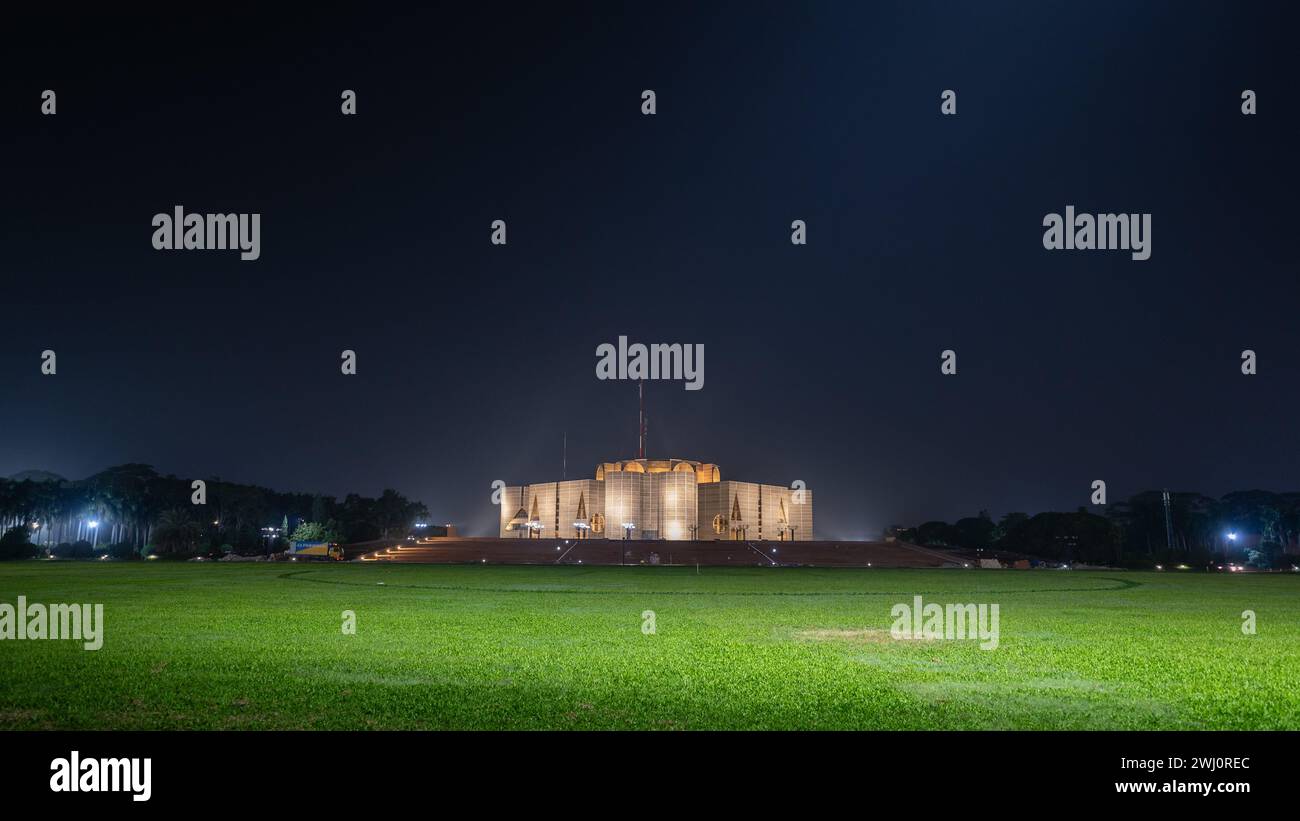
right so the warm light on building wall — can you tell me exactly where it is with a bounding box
[502,457,808,541]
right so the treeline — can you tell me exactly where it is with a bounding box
[0,463,429,559]
[894,490,1300,568]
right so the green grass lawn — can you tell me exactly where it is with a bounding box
[1,562,1297,730]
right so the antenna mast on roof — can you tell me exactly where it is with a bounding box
[638,381,647,459]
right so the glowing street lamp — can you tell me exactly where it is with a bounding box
[1226,532,1239,542]
[88,520,99,549]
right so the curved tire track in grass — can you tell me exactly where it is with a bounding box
[277,568,1143,597]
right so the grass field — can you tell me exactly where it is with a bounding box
[2,562,1298,730]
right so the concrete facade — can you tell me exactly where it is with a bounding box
[501,479,606,540]
[697,481,813,542]
[501,458,812,541]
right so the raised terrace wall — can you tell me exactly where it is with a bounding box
[361,537,953,568]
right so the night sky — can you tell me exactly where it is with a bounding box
[2,3,1297,538]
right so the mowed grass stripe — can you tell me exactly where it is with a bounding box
[279,565,1143,596]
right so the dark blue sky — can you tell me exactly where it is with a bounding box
[2,2,1297,537]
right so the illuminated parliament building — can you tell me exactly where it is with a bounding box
[499,458,813,542]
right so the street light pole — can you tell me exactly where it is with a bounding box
[621,522,635,565]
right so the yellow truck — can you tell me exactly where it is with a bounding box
[289,541,342,561]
